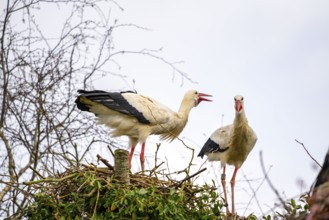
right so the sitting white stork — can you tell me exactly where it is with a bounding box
[198,95,257,216]
[307,148,329,220]
[75,89,212,174]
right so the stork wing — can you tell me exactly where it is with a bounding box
[76,90,174,125]
[121,92,175,125]
[197,125,232,158]
[246,126,258,153]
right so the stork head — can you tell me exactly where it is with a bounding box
[187,90,212,107]
[234,95,244,113]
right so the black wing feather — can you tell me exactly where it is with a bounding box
[75,90,150,124]
[197,138,229,159]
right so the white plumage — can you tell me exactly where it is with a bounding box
[76,89,212,174]
[198,95,257,216]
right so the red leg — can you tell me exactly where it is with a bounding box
[128,145,136,169]
[140,142,146,174]
[221,165,230,216]
[230,166,240,215]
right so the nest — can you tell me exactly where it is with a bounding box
[23,151,228,220]
[37,161,208,198]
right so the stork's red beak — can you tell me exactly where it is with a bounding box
[235,100,243,112]
[198,93,212,103]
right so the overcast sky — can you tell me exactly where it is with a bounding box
[90,0,329,216]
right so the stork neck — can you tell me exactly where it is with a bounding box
[178,99,194,120]
[163,102,191,138]
[234,111,248,127]
[178,107,192,122]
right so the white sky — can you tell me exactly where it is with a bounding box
[7,0,329,217]
[92,0,329,216]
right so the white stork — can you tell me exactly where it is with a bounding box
[198,95,257,216]
[75,89,212,174]
[307,148,329,220]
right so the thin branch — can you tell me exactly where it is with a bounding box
[176,137,195,175]
[28,166,45,179]
[295,139,322,168]
[259,150,287,208]
[175,168,207,188]
[96,154,114,170]
[107,145,115,158]
[23,173,78,185]
[108,49,196,85]
[0,130,15,202]
[242,168,271,216]
[154,143,161,168]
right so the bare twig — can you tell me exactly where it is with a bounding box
[154,143,161,169]
[28,166,45,179]
[259,151,287,208]
[242,168,271,216]
[295,139,322,168]
[107,145,115,158]
[23,173,78,185]
[149,162,164,176]
[176,137,195,174]
[96,154,114,170]
[175,168,207,188]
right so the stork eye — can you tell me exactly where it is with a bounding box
[195,91,198,95]
[241,97,244,101]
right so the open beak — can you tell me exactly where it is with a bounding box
[198,93,212,104]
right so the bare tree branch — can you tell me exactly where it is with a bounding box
[0,1,193,218]
[259,151,287,209]
[295,139,322,168]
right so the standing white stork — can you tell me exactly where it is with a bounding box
[75,89,212,174]
[198,95,257,216]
